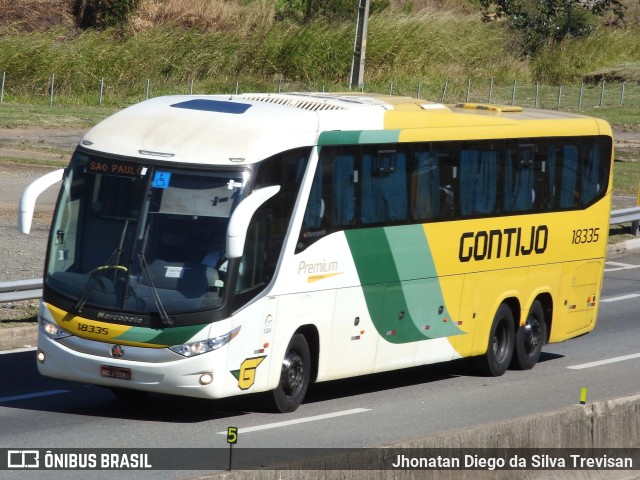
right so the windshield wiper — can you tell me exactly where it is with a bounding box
[137,251,173,326]
[136,221,173,326]
[73,220,130,314]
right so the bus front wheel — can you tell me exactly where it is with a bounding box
[511,300,546,370]
[270,334,310,413]
[473,304,515,377]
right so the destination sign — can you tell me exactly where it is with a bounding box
[87,160,148,178]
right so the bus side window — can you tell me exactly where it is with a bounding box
[581,143,602,205]
[331,154,356,226]
[361,150,408,224]
[298,149,356,252]
[548,145,579,209]
[410,150,440,220]
[503,145,535,212]
[459,149,498,216]
[235,211,270,293]
[302,168,323,230]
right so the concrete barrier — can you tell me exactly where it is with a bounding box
[202,393,640,480]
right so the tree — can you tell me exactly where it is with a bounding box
[478,0,627,56]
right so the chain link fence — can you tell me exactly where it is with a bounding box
[1,69,639,110]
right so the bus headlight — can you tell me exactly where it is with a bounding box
[169,326,240,357]
[39,317,72,340]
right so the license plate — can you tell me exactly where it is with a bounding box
[100,365,132,380]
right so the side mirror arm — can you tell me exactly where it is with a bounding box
[226,185,280,259]
[18,168,64,234]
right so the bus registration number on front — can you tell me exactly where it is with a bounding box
[100,365,132,380]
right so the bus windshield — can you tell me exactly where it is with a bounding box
[45,151,247,319]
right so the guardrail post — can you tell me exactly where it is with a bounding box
[49,74,55,107]
[557,85,563,110]
[1,70,5,104]
[488,77,493,103]
[578,81,584,109]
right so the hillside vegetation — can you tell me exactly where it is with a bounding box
[0,0,639,106]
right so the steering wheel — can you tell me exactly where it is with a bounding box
[88,265,129,276]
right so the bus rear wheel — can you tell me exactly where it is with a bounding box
[473,304,515,377]
[270,334,310,413]
[511,300,546,370]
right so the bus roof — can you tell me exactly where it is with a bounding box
[80,92,612,166]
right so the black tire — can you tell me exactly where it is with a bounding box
[270,334,310,413]
[511,300,547,370]
[473,304,515,376]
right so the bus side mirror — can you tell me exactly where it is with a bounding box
[227,185,280,259]
[18,168,65,234]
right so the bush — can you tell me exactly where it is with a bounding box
[75,0,141,29]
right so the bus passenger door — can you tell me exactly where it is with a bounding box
[326,287,378,379]
[420,275,466,363]
[563,261,601,335]
[372,282,418,373]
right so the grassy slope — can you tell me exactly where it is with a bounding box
[0,0,638,104]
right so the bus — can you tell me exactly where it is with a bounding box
[20,93,613,413]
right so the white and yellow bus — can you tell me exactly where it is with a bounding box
[20,93,613,412]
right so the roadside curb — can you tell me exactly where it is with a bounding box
[607,237,640,255]
[0,325,37,351]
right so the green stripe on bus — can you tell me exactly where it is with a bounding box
[114,323,207,346]
[359,130,401,144]
[318,131,362,145]
[345,225,463,343]
[317,130,401,146]
[386,226,463,339]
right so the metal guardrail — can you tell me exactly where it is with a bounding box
[610,206,640,236]
[0,278,42,304]
[609,206,640,225]
[1,207,640,304]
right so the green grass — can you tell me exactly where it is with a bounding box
[0,7,638,114]
[613,158,640,197]
[0,155,70,167]
[0,103,115,128]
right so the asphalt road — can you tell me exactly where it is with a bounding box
[1,252,640,480]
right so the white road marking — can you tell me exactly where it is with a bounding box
[604,262,640,272]
[216,408,370,435]
[568,353,640,370]
[0,389,70,404]
[600,293,640,303]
